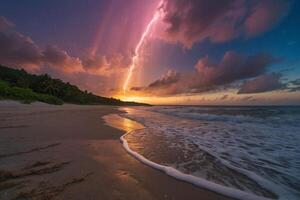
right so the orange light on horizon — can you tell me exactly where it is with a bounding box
[120,95,149,103]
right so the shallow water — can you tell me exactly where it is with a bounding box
[106,106,300,200]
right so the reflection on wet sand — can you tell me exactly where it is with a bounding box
[103,113,144,133]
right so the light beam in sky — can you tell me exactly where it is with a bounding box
[122,1,163,95]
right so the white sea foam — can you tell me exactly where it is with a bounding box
[120,130,273,200]
[105,106,300,200]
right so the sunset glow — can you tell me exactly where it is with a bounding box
[1,1,300,200]
[0,0,299,105]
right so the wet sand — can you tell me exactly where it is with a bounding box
[0,101,231,200]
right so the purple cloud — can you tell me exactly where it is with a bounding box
[0,17,83,72]
[148,70,180,88]
[238,73,284,94]
[0,18,42,70]
[132,51,277,96]
[160,0,289,48]
[194,51,275,88]
[43,45,83,72]
[0,16,130,96]
[245,0,289,37]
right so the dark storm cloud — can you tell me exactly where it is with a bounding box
[237,76,300,94]
[132,51,277,96]
[148,70,180,88]
[130,70,180,94]
[0,30,42,68]
[160,0,289,48]
[194,51,275,87]
[238,73,284,94]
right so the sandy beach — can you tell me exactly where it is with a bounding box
[0,101,231,200]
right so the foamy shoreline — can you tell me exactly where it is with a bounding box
[113,115,274,200]
[112,105,300,200]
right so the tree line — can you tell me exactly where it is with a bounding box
[0,65,148,106]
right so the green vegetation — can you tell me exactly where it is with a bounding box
[0,65,148,106]
[0,80,63,105]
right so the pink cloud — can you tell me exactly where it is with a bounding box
[245,0,289,37]
[0,17,83,73]
[82,54,129,77]
[0,16,130,96]
[159,0,289,48]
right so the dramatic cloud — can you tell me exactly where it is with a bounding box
[131,69,183,95]
[160,0,289,48]
[0,16,129,74]
[238,73,284,94]
[194,51,274,88]
[148,70,180,88]
[0,23,42,70]
[0,16,130,96]
[237,75,300,94]
[132,51,277,96]
[0,17,83,72]
[43,45,83,73]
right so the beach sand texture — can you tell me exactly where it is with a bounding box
[0,101,230,200]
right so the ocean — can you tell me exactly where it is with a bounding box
[106,106,300,200]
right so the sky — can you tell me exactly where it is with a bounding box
[0,0,299,105]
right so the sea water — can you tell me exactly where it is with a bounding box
[118,106,300,200]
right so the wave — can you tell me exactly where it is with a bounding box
[120,129,274,200]
[151,107,300,127]
[168,112,259,123]
[104,108,300,200]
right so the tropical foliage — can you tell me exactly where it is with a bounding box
[0,80,63,105]
[0,65,148,106]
